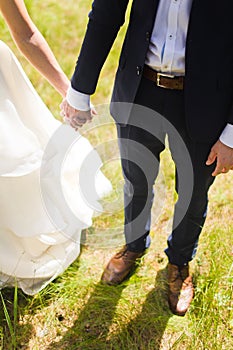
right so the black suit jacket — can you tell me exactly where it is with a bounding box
[71,0,233,143]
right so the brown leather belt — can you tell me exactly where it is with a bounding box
[143,65,184,90]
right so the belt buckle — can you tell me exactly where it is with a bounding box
[156,72,174,88]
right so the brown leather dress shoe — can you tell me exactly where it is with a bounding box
[168,263,194,316]
[101,246,145,285]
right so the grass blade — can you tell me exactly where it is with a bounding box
[13,284,18,339]
[0,291,16,349]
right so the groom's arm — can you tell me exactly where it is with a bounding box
[71,0,129,95]
[61,0,130,126]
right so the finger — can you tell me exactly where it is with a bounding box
[64,107,77,119]
[60,106,68,118]
[206,149,217,165]
[74,113,92,124]
[79,111,93,122]
[71,119,87,127]
[59,101,64,109]
[62,116,71,124]
[60,100,68,112]
[91,108,98,116]
[85,110,92,117]
[76,116,88,123]
[222,166,231,174]
[70,117,86,129]
[86,113,93,121]
[60,104,65,114]
[212,162,224,176]
[70,120,83,129]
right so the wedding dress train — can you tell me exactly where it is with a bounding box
[0,41,111,295]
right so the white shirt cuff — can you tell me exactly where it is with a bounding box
[66,85,91,111]
[219,123,233,148]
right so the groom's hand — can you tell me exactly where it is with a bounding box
[60,99,93,129]
[206,140,233,176]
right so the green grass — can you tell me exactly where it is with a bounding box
[0,1,233,349]
[0,286,17,349]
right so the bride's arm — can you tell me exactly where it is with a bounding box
[0,0,69,97]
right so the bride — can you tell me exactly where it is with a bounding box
[0,0,111,295]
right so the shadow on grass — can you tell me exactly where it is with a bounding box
[46,266,172,350]
[45,280,126,350]
[108,266,172,350]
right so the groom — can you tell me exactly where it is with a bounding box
[61,0,233,316]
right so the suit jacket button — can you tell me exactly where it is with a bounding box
[136,66,142,76]
[146,31,150,41]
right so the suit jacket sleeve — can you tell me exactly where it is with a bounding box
[71,0,129,94]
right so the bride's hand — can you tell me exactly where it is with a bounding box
[60,99,94,130]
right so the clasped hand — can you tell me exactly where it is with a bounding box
[60,99,95,130]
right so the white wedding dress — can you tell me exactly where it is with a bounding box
[0,41,112,295]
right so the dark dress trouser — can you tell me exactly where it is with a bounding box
[117,76,216,266]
